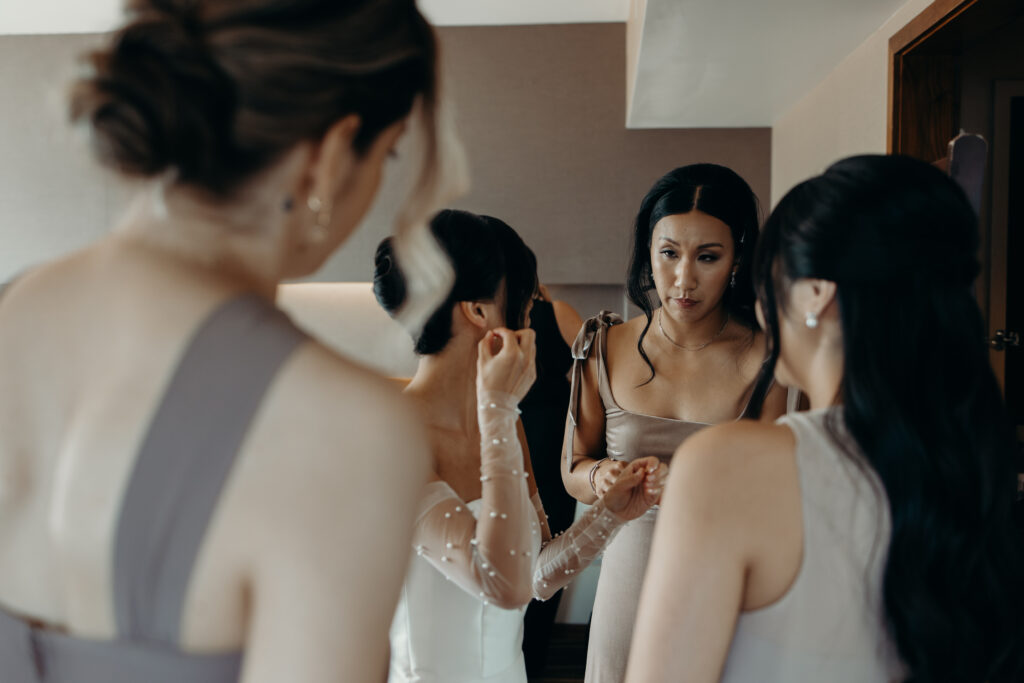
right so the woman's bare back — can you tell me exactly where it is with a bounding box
[0,239,428,678]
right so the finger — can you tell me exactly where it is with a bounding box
[633,456,660,473]
[645,476,664,495]
[513,331,537,375]
[481,329,509,358]
[619,465,644,484]
[629,459,651,475]
[477,332,495,362]
[608,466,643,492]
[514,327,537,346]
[646,463,668,482]
[491,328,518,356]
[644,471,666,493]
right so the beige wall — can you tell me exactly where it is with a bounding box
[331,24,769,286]
[0,34,131,282]
[0,25,769,288]
[770,0,931,206]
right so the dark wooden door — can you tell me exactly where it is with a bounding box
[989,83,1024,485]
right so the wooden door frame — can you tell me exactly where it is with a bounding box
[887,0,979,154]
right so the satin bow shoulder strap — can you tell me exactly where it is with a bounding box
[565,311,623,469]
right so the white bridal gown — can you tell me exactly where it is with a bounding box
[388,392,629,683]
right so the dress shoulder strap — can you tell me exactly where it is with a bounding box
[565,311,623,469]
[568,311,622,365]
[113,294,307,645]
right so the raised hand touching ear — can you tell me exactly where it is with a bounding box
[476,328,537,402]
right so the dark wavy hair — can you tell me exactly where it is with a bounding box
[374,209,538,354]
[70,0,438,195]
[626,163,761,382]
[749,154,1023,682]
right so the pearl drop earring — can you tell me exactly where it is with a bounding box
[805,311,819,329]
[305,194,331,245]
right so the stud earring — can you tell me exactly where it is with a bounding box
[805,311,819,329]
[729,271,737,288]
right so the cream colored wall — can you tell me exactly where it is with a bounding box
[0,25,770,287]
[770,0,932,206]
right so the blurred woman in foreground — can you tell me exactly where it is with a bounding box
[0,1,463,681]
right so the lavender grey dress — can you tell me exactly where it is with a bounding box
[567,312,751,683]
[720,408,905,681]
[0,294,306,683]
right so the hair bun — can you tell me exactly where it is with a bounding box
[373,237,408,316]
[70,14,238,188]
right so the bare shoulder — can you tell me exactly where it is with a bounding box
[0,246,98,314]
[551,300,584,347]
[218,347,425,683]
[676,420,795,470]
[606,313,646,353]
[238,340,430,515]
[277,341,427,461]
[667,420,795,508]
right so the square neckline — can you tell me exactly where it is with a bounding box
[596,319,755,426]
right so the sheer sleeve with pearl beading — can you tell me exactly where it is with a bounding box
[410,390,539,608]
[411,390,630,607]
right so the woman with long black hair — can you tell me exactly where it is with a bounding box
[626,154,1024,682]
[561,164,787,682]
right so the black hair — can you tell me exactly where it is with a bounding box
[749,154,1024,682]
[71,0,438,195]
[374,209,538,354]
[626,163,761,383]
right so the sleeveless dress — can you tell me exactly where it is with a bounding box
[0,294,306,683]
[567,312,747,683]
[721,407,906,681]
[519,299,576,676]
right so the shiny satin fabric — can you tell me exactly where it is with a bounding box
[568,312,711,683]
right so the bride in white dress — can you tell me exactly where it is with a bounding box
[374,210,667,683]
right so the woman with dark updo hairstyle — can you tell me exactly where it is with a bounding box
[627,155,1024,683]
[562,163,787,682]
[375,209,665,683]
[0,1,465,681]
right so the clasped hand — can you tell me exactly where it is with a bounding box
[598,456,668,521]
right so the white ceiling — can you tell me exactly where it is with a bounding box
[0,1,629,35]
[628,0,910,127]
[0,0,910,128]
[421,0,629,26]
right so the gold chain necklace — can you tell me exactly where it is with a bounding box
[657,308,729,352]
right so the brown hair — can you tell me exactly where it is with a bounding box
[70,0,440,196]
